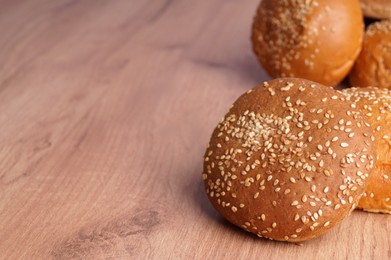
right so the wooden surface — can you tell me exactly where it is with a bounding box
[0,0,390,259]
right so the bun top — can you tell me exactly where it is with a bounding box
[349,20,391,89]
[203,78,376,242]
[341,87,391,213]
[360,0,391,19]
[252,0,364,86]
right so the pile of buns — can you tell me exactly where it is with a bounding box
[202,0,391,242]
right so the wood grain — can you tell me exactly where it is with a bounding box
[0,0,389,259]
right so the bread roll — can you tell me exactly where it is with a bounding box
[203,78,376,242]
[341,87,391,214]
[349,20,391,89]
[252,0,364,86]
[360,0,391,19]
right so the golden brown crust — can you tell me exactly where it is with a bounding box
[349,20,391,90]
[251,0,364,86]
[360,0,391,19]
[341,87,391,214]
[203,78,376,242]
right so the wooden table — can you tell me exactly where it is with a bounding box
[0,0,389,259]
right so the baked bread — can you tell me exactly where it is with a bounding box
[203,78,376,242]
[341,87,391,214]
[360,0,391,19]
[349,20,391,89]
[252,0,364,86]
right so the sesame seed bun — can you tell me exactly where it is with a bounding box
[252,0,364,86]
[341,87,391,214]
[349,20,391,89]
[360,0,391,19]
[203,78,376,242]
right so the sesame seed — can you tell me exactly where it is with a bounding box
[340,143,349,147]
[324,169,333,176]
[319,160,324,167]
[339,185,347,190]
[281,85,291,91]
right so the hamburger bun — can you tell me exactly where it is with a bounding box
[349,20,391,89]
[251,0,364,86]
[203,78,376,242]
[360,0,391,19]
[341,87,391,214]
